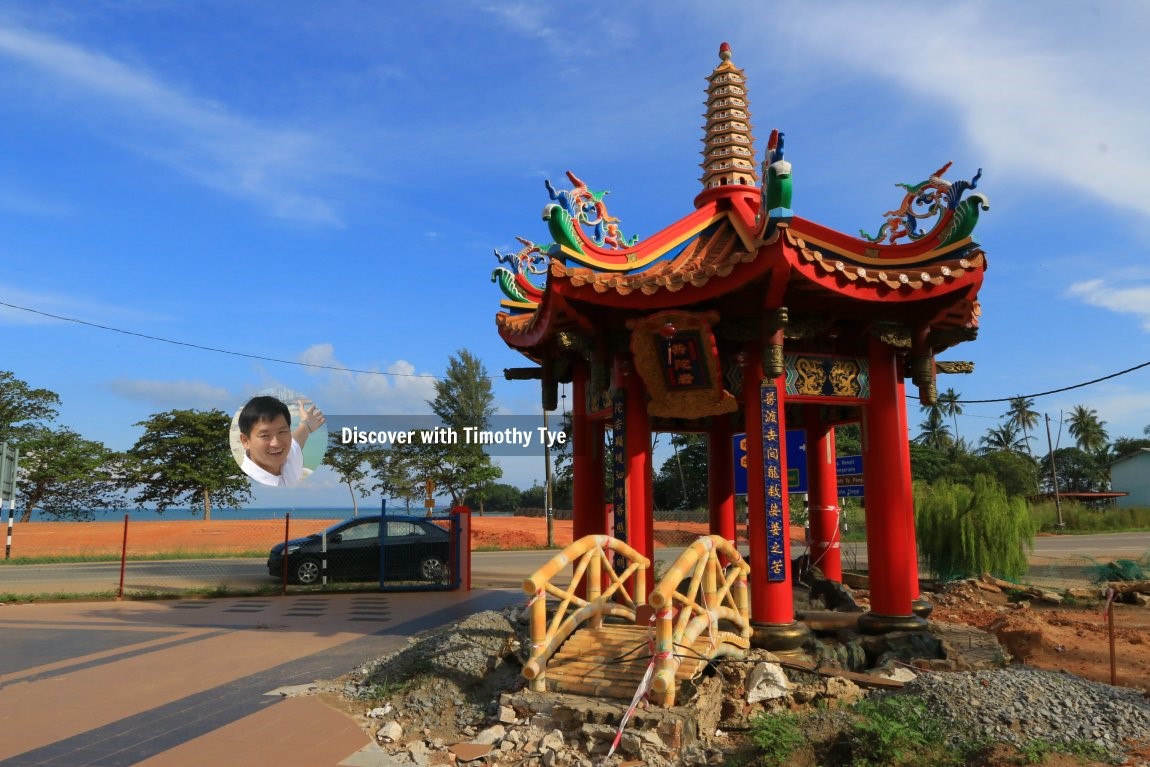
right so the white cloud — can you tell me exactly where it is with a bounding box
[0,23,348,224]
[1067,278,1150,331]
[107,378,233,409]
[481,4,557,40]
[760,2,1150,218]
[294,343,439,414]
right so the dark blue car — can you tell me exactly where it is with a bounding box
[267,515,450,585]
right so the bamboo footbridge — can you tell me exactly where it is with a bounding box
[522,534,752,707]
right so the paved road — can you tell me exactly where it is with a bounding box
[2,532,1147,596]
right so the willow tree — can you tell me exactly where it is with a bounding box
[915,475,1036,581]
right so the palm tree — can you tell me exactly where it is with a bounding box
[1067,405,1109,453]
[915,408,953,450]
[938,388,964,447]
[979,421,1026,454]
[1005,396,1039,456]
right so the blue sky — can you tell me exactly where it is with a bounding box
[2,1,1149,508]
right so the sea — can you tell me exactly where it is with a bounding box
[13,505,484,522]
[15,505,469,524]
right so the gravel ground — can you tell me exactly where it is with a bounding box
[904,666,1150,756]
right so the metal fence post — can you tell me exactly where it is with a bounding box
[118,513,129,598]
[281,512,291,595]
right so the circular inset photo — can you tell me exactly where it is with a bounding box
[229,387,328,488]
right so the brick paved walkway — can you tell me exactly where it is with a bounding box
[0,590,518,766]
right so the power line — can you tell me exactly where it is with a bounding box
[953,360,1150,404]
[4,297,1149,399]
[0,298,442,378]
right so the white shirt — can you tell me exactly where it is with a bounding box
[242,438,306,487]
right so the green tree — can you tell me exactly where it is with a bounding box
[1040,446,1107,493]
[322,434,382,516]
[121,409,251,520]
[0,370,61,443]
[1005,396,1039,456]
[653,433,708,510]
[909,443,954,484]
[419,349,502,508]
[520,482,546,508]
[465,482,522,512]
[964,449,1039,498]
[1066,405,1108,454]
[979,421,1027,454]
[368,445,421,510]
[832,423,862,458]
[1112,436,1150,460]
[16,426,127,522]
[915,475,1036,581]
[914,408,953,450]
[938,387,964,446]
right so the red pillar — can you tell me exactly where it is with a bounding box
[708,418,736,543]
[625,365,653,592]
[742,347,795,625]
[859,337,921,629]
[895,374,925,608]
[804,406,842,582]
[571,363,605,540]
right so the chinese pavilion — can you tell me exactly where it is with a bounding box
[492,43,988,648]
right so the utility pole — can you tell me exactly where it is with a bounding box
[1044,413,1064,528]
[543,407,555,548]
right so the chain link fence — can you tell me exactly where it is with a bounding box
[0,512,464,598]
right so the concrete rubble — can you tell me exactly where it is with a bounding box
[319,570,1149,765]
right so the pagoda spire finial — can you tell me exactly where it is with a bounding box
[700,42,757,193]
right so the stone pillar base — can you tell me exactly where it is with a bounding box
[911,598,934,619]
[750,621,810,653]
[857,612,928,634]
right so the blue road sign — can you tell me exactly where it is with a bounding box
[733,433,864,498]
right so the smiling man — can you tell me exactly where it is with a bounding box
[237,395,325,487]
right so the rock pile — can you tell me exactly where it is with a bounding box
[331,601,1150,765]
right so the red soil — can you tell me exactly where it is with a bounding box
[8,516,1147,693]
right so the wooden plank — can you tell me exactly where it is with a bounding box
[777,658,904,690]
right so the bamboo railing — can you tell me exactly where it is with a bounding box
[647,535,752,706]
[521,535,650,689]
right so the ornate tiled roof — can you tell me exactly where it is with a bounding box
[493,44,990,355]
[553,218,756,296]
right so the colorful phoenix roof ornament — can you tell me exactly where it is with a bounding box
[491,237,547,307]
[543,170,639,256]
[860,162,988,246]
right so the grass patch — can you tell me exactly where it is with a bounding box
[1,551,268,565]
[0,590,119,603]
[847,695,960,766]
[1030,501,1150,533]
[1018,738,1113,765]
[747,710,807,766]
